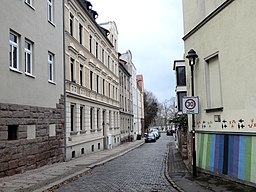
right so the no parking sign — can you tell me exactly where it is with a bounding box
[182,97,199,114]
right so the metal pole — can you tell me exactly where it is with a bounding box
[191,64,197,177]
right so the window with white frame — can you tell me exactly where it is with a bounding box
[25,40,33,75]
[47,0,54,23]
[9,32,19,70]
[48,52,54,81]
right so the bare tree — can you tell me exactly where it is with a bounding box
[144,90,159,132]
[156,98,176,131]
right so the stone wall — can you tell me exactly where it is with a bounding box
[0,96,64,177]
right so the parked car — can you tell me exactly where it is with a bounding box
[145,132,156,143]
[152,131,160,139]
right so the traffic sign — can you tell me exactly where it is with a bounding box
[182,97,199,114]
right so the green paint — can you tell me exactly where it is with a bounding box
[250,137,256,183]
[198,133,204,168]
[244,136,252,181]
[206,134,212,170]
[202,134,208,169]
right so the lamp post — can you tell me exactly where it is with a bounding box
[186,49,198,178]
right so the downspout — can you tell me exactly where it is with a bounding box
[62,0,67,162]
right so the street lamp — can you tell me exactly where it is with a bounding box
[186,49,198,178]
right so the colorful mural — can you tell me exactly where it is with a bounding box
[197,133,256,184]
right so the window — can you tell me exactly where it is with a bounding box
[70,58,75,82]
[8,125,18,140]
[81,148,84,154]
[96,109,99,129]
[91,145,94,152]
[9,32,19,70]
[80,106,84,131]
[102,49,104,64]
[72,151,75,158]
[79,24,83,44]
[89,35,92,53]
[107,55,110,68]
[25,40,33,75]
[98,143,100,150]
[95,42,98,59]
[177,91,186,112]
[47,0,54,23]
[102,79,105,95]
[96,75,99,93]
[71,104,75,132]
[70,14,74,36]
[90,107,93,130]
[109,83,111,97]
[113,85,115,99]
[205,54,222,109]
[176,66,186,86]
[90,71,93,90]
[80,64,83,86]
[48,52,54,81]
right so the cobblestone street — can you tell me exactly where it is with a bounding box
[55,136,176,192]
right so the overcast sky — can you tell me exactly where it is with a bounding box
[91,0,184,103]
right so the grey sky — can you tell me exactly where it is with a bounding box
[92,0,184,103]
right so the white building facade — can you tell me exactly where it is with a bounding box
[64,0,120,160]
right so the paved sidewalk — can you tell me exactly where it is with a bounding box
[0,140,144,192]
[166,141,256,192]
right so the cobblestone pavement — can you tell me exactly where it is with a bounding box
[55,136,177,192]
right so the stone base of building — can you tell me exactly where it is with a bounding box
[0,96,64,177]
[66,133,121,161]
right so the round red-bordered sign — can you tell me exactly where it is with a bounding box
[185,99,196,110]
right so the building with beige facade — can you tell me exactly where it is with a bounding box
[0,0,65,176]
[182,0,256,184]
[119,51,134,142]
[64,0,120,160]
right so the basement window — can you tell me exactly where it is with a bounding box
[8,125,18,140]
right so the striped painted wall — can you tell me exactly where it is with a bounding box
[197,133,256,183]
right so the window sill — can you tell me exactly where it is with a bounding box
[70,131,78,136]
[80,130,87,134]
[48,80,56,85]
[48,20,55,27]
[25,72,35,78]
[205,107,223,113]
[90,129,96,132]
[9,67,22,74]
